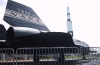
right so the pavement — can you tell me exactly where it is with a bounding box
[77,58,100,65]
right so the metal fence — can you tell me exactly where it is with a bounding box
[79,47,100,65]
[0,48,14,65]
[0,47,100,65]
[16,47,79,65]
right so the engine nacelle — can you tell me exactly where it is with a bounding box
[6,27,40,37]
[0,24,6,40]
[6,26,40,47]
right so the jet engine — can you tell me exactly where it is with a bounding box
[6,27,75,49]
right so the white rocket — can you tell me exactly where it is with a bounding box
[67,5,89,47]
[67,5,73,37]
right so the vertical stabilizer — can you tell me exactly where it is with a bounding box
[67,5,73,37]
[3,0,50,31]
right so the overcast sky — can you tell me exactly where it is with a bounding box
[0,0,100,47]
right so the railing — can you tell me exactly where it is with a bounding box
[0,47,100,65]
[79,47,100,65]
[16,47,79,65]
[0,48,14,65]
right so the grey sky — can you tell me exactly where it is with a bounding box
[0,0,7,7]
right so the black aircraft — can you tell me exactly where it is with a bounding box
[0,24,7,48]
[0,0,90,59]
[3,0,73,48]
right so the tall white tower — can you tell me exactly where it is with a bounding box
[67,5,73,37]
